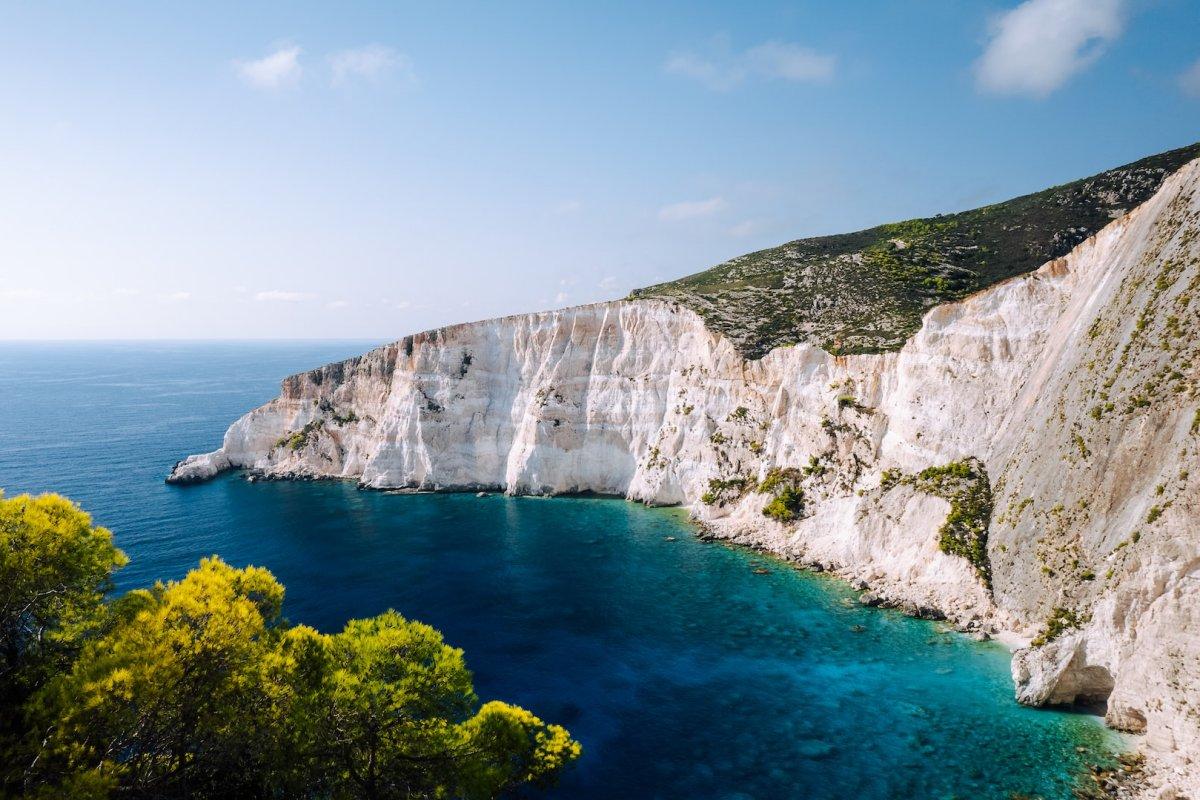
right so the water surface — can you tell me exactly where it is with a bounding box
[0,342,1119,799]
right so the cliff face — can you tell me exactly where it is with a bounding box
[170,159,1200,793]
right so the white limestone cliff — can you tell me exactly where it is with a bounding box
[170,159,1200,795]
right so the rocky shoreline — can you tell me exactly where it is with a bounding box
[168,158,1200,797]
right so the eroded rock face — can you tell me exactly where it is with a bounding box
[166,451,230,484]
[170,159,1200,793]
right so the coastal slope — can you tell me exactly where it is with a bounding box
[170,154,1200,794]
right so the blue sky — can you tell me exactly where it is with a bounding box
[1,0,1197,339]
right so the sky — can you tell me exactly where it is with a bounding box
[1,0,1198,340]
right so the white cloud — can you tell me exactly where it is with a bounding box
[975,0,1125,98]
[553,291,569,304]
[658,196,727,222]
[329,44,414,86]
[254,290,315,302]
[598,276,619,291]
[165,291,191,302]
[554,199,582,215]
[235,45,303,90]
[745,42,836,83]
[729,220,762,237]
[111,287,139,297]
[325,300,351,309]
[1180,58,1200,98]
[665,40,834,91]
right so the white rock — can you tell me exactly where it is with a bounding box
[165,451,230,484]
[169,158,1200,795]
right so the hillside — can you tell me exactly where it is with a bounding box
[630,142,1200,358]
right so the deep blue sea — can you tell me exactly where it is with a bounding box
[0,341,1120,799]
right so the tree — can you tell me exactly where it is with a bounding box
[0,492,126,797]
[0,493,126,687]
[457,701,584,799]
[313,612,582,799]
[28,558,288,798]
[4,495,581,799]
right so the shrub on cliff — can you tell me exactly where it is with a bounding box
[757,468,806,522]
[878,459,994,588]
[762,487,806,522]
[0,492,580,799]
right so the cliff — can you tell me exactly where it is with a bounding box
[170,155,1200,795]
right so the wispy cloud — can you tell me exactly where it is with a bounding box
[325,299,351,310]
[728,220,763,237]
[975,0,1125,98]
[165,291,191,302]
[235,45,303,90]
[329,44,414,86]
[0,289,44,302]
[597,276,619,292]
[255,290,315,302]
[658,196,727,222]
[1180,58,1200,98]
[665,40,835,91]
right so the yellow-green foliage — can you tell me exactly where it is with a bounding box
[0,493,127,694]
[3,494,580,799]
[762,488,805,523]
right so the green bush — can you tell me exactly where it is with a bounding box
[331,409,359,425]
[0,492,581,799]
[757,467,800,495]
[883,459,993,588]
[275,419,324,451]
[762,487,805,523]
[700,476,750,506]
[1032,607,1083,647]
[756,468,806,523]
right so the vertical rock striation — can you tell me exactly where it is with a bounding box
[169,158,1200,793]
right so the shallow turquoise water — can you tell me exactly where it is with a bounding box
[0,342,1120,799]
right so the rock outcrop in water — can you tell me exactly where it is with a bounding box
[171,154,1200,796]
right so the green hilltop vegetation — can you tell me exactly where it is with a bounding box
[631,142,1200,359]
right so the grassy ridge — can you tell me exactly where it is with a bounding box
[631,142,1200,358]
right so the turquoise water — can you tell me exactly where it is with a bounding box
[0,342,1119,799]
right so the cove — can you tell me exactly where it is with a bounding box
[0,342,1121,799]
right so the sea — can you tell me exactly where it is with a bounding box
[0,341,1121,799]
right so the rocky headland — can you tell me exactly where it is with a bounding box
[171,145,1200,797]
